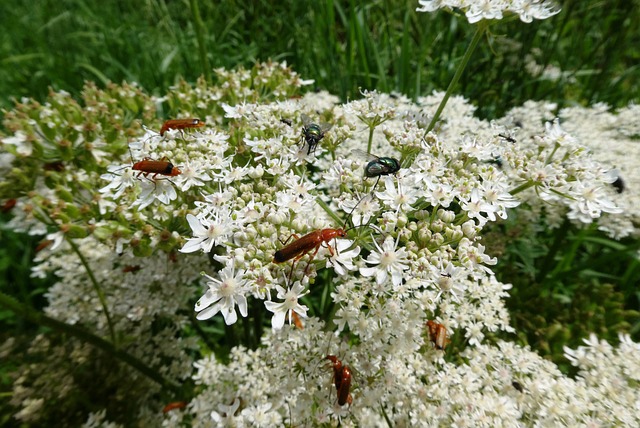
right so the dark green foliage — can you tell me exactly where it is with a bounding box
[486,216,640,372]
[1,0,638,119]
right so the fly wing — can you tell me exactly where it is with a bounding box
[319,122,333,133]
[351,149,380,162]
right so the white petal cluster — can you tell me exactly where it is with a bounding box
[417,0,561,23]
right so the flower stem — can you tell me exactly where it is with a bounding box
[509,181,536,196]
[315,196,344,226]
[190,0,212,82]
[424,22,489,137]
[66,237,118,346]
[0,291,181,393]
[366,125,375,155]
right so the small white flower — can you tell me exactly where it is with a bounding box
[375,175,419,212]
[264,281,309,330]
[177,159,212,191]
[99,164,137,199]
[3,131,33,156]
[323,238,361,276]
[211,398,241,424]
[195,263,250,325]
[360,235,410,286]
[180,210,235,253]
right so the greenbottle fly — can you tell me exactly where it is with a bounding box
[301,114,332,155]
[343,151,401,226]
[364,155,401,178]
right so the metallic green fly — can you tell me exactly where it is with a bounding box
[301,114,332,155]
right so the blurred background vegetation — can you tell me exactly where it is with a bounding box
[0,0,638,120]
[1,0,639,407]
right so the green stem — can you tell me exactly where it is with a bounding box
[315,197,343,226]
[424,22,488,137]
[190,0,212,82]
[0,291,181,393]
[66,237,118,346]
[366,125,375,155]
[509,181,536,196]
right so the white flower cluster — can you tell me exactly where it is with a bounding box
[2,65,638,426]
[416,0,560,23]
[153,88,635,425]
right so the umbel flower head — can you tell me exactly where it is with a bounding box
[417,0,561,23]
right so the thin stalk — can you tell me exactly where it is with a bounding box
[509,181,536,196]
[366,125,375,155]
[189,0,211,82]
[0,291,181,393]
[66,237,117,346]
[315,196,343,226]
[424,21,489,137]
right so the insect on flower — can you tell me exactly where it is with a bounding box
[300,114,332,155]
[122,265,141,273]
[291,310,304,330]
[273,228,347,279]
[355,150,401,193]
[1,199,17,213]
[162,401,187,414]
[132,157,181,179]
[364,154,401,180]
[159,118,205,137]
[426,320,450,351]
[325,355,353,406]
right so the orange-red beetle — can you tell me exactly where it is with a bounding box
[273,228,347,263]
[162,401,187,414]
[291,311,304,330]
[325,355,353,406]
[160,118,205,136]
[274,228,347,279]
[132,157,181,178]
[426,320,450,351]
[1,199,17,213]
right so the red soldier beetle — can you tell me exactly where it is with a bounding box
[426,320,450,351]
[273,227,347,280]
[160,118,205,137]
[162,401,187,414]
[132,157,181,179]
[325,355,353,406]
[1,199,17,213]
[291,310,304,330]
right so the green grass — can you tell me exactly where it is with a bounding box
[0,0,638,119]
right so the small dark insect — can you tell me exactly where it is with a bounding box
[280,118,293,127]
[512,381,524,392]
[609,170,625,194]
[325,355,353,406]
[612,176,625,193]
[43,161,65,172]
[162,401,187,414]
[122,265,142,273]
[132,158,181,179]
[487,155,504,169]
[426,320,450,351]
[160,118,205,137]
[498,133,516,143]
[301,114,332,155]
